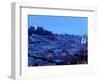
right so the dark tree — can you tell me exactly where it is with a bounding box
[28,26,35,36]
[35,26,53,36]
[35,27,44,35]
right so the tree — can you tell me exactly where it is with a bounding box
[28,26,35,36]
[35,27,44,35]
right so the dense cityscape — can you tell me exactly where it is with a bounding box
[28,26,88,66]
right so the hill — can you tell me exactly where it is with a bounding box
[28,26,88,66]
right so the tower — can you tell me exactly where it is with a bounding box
[81,36,87,44]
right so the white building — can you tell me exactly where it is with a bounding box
[81,35,87,44]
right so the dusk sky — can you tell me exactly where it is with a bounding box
[28,15,88,35]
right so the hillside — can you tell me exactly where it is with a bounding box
[28,26,88,66]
